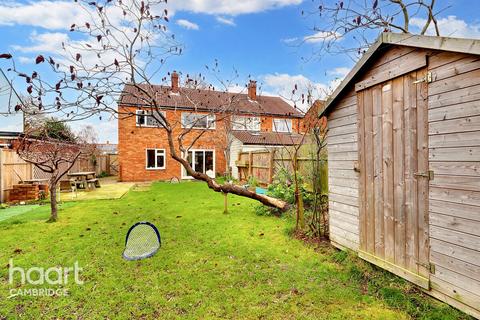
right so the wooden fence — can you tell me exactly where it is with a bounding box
[0,149,33,203]
[236,146,328,193]
[0,149,118,203]
[94,153,118,176]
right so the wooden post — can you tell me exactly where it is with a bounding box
[0,149,3,203]
[248,152,253,177]
[223,192,228,214]
[269,149,275,183]
[106,154,111,176]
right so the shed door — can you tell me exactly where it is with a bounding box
[356,68,430,289]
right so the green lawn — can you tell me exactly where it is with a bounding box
[0,205,40,222]
[0,182,470,319]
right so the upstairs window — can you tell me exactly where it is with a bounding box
[231,116,261,131]
[146,149,166,169]
[273,118,292,133]
[181,113,216,129]
[136,110,166,127]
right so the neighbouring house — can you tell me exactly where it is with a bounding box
[117,72,304,182]
[0,131,22,148]
[320,32,480,318]
[95,142,118,155]
[303,99,327,132]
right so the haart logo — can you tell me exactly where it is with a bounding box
[7,259,84,298]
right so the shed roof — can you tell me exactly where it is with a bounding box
[231,131,304,146]
[320,32,480,116]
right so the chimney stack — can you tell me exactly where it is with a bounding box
[248,80,257,100]
[171,71,179,93]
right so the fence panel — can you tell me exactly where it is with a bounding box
[236,146,328,194]
[0,149,33,203]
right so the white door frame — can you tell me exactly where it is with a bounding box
[181,149,216,179]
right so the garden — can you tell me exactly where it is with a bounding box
[0,182,468,319]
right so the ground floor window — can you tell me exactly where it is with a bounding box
[146,149,166,169]
[183,150,215,178]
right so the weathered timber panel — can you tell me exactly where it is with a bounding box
[327,84,360,251]
[428,51,480,316]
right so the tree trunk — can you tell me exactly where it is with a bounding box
[293,154,305,230]
[48,182,58,222]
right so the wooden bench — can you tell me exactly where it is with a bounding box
[87,178,100,189]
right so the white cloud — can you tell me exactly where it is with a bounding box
[411,15,480,39]
[327,67,350,78]
[18,56,33,64]
[262,73,335,112]
[227,84,247,94]
[70,116,118,143]
[0,0,302,31]
[12,32,68,53]
[176,19,199,30]
[216,16,236,26]
[170,0,303,16]
[0,1,88,30]
[282,37,298,44]
[303,31,341,43]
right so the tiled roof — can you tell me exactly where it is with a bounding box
[231,131,304,146]
[119,84,304,118]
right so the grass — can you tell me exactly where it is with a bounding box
[0,182,471,319]
[0,205,40,222]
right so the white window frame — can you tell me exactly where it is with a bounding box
[272,118,293,133]
[136,109,166,128]
[181,112,216,130]
[181,149,216,179]
[231,115,261,131]
[145,148,166,170]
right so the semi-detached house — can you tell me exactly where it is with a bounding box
[118,72,305,182]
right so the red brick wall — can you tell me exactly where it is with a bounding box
[303,100,327,133]
[118,106,303,182]
[259,116,303,133]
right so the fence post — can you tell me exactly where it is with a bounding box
[0,149,3,203]
[248,152,253,177]
[106,154,111,176]
[269,149,275,183]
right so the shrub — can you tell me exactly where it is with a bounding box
[254,168,313,217]
[267,168,312,206]
[98,171,110,178]
[246,175,259,188]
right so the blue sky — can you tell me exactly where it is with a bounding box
[1,0,480,142]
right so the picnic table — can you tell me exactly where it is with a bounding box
[67,172,100,190]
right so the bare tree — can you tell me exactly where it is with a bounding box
[77,124,99,145]
[15,124,90,222]
[1,0,288,210]
[274,84,328,232]
[302,0,443,59]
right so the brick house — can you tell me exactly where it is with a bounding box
[118,72,304,182]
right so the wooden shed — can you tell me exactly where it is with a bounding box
[320,33,480,318]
